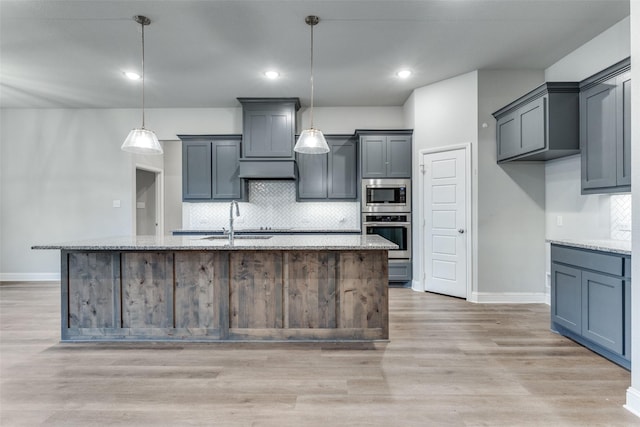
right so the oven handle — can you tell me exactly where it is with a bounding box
[363,222,411,227]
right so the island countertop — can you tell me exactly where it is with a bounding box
[32,234,398,251]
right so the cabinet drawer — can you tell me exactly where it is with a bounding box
[389,261,412,282]
[551,245,623,276]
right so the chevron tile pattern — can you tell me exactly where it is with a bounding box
[184,181,360,231]
[610,194,632,241]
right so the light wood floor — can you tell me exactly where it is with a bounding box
[1,282,638,426]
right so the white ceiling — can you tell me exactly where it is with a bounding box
[0,0,630,109]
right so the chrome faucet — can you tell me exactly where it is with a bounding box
[228,200,240,244]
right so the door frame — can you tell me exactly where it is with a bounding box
[133,164,164,237]
[417,143,472,300]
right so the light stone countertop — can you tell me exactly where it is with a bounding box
[32,234,398,251]
[547,239,631,255]
[172,228,362,234]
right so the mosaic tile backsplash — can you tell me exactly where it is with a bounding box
[610,194,632,241]
[183,181,360,230]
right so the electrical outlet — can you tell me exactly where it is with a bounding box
[556,215,563,226]
[112,200,121,208]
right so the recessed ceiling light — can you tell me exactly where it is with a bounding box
[396,69,412,79]
[264,70,280,79]
[124,71,141,80]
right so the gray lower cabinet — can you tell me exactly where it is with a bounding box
[297,135,357,200]
[493,82,580,163]
[358,130,412,178]
[581,271,624,354]
[179,135,245,201]
[551,263,581,334]
[389,260,412,282]
[580,58,631,194]
[550,244,631,369]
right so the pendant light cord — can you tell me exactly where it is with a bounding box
[141,20,146,129]
[309,19,314,129]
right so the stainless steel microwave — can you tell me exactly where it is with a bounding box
[361,179,411,213]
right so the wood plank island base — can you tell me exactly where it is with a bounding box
[33,235,396,342]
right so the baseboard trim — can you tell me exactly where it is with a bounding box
[471,292,547,304]
[0,272,60,282]
[411,279,423,292]
[625,387,640,418]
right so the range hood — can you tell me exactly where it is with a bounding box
[238,159,297,179]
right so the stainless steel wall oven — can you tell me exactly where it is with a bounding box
[362,213,411,259]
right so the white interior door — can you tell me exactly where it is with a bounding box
[422,147,468,298]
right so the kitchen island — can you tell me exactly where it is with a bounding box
[33,235,396,342]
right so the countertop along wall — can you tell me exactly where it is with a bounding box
[0,106,403,279]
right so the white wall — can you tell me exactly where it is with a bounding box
[406,71,479,293]
[163,140,183,235]
[545,17,631,82]
[626,0,640,418]
[544,16,631,243]
[545,155,612,240]
[300,107,405,133]
[407,69,547,301]
[476,70,546,299]
[1,109,136,280]
[0,105,403,279]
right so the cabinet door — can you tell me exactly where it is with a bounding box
[616,72,631,187]
[297,152,328,199]
[625,281,631,360]
[496,112,520,161]
[212,139,242,200]
[182,141,212,200]
[551,263,582,334]
[581,79,617,191]
[519,96,547,154]
[361,135,387,178]
[328,137,357,199]
[386,135,412,178]
[243,107,294,158]
[581,271,624,354]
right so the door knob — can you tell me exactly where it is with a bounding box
[458,229,465,234]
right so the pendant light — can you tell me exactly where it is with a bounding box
[294,15,330,154]
[121,15,163,155]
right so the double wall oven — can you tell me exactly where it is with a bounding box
[362,179,412,281]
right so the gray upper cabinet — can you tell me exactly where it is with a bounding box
[617,72,632,187]
[358,130,412,178]
[580,58,631,194]
[493,82,580,163]
[182,140,212,200]
[297,135,357,200]
[212,138,242,199]
[297,150,328,199]
[179,135,245,202]
[328,136,358,199]
[237,98,300,159]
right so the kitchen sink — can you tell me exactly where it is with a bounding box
[200,235,273,240]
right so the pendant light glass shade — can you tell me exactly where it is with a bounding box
[121,128,161,154]
[121,15,163,155]
[294,15,329,155]
[295,129,329,154]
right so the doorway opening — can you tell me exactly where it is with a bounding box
[135,166,163,237]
